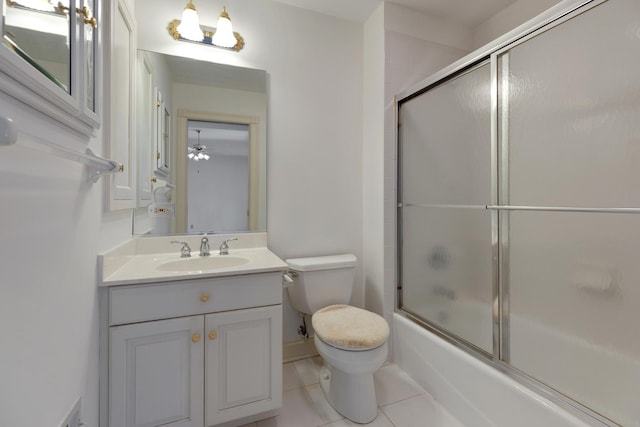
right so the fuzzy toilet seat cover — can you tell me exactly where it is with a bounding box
[312,304,390,350]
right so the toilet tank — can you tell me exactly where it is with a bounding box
[286,254,357,314]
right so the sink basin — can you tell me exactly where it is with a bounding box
[157,256,250,272]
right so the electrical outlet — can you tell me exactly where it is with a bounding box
[59,398,81,427]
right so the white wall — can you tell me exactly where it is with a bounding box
[136,0,364,343]
[0,87,106,426]
[362,3,386,324]
[384,3,473,97]
[472,0,563,49]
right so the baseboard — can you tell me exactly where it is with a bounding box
[283,338,318,363]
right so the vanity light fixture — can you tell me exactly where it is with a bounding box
[188,129,210,161]
[168,2,244,51]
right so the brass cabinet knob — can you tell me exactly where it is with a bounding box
[192,333,201,343]
[151,177,157,183]
[200,293,209,302]
[208,330,218,341]
[118,163,124,172]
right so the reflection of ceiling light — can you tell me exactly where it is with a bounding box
[187,129,210,161]
[176,0,204,42]
[211,6,236,49]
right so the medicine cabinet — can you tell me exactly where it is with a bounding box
[0,0,100,137]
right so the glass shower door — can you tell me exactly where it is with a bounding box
[399,62,494,354]
[500,0,640,423]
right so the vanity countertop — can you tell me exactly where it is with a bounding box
[98,233,288,287]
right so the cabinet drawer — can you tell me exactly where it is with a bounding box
[109,272,282,325]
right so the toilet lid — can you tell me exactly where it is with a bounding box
[312,304,390,350]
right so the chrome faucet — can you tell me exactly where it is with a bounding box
[170,240,192,258]
[219,237,238,255]
[200,235,210,257]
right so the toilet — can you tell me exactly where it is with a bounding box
[286,254,390,424]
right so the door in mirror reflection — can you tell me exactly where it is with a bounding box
[186,120,250,233]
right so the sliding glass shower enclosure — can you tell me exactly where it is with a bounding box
[397,0,640,425]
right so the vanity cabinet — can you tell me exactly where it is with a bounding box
[106,272,283,427]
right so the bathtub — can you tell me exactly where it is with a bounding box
[392,311,637,427]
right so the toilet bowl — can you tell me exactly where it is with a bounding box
[285,255,390,424]
[312,304,389,423]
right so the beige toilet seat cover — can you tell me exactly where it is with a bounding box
[312,304,390,350]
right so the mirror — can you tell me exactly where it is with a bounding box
[133,50,267,236]
[3,0,72,91]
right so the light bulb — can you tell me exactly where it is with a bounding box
[176,1,204,42]
[211,6,237,48]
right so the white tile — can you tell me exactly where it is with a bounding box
[324,410,395,427]
[256,417,278,427]
[374,363,426,406]
[256,388,324,427]
[382,394,465,427]
[283,362,304,391]
[293,356,324,386]
[305,383,344,424]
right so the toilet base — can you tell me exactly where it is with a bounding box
[319,364,378,424]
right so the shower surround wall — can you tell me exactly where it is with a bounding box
[395,0,640,425]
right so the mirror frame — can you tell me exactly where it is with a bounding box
[131,50,268,236]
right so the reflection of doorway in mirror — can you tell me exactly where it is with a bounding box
[187,120,250,233]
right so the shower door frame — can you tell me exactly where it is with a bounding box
[395,0,617,426]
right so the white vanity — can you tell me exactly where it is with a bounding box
[98,233,287,427]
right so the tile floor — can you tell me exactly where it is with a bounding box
[240,356,464,427]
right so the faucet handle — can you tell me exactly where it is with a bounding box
[219,237,238,255]
[200,234,210,257]
[170,240,192,258]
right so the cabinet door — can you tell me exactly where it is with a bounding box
[205,305,282,426]
[106,0,136,210]
[110,316,204,427]
[136,51,154,205]
[78,0,99,119]
[155,89,170,175]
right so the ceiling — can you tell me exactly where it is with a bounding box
[273,0,519,26]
